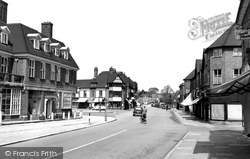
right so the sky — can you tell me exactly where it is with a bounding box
[6,0,241,92]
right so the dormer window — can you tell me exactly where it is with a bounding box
[40,38,51,53]
[50,43,61,57]
[0,26,10,45]
[27,33,42,50]
[60,47,69,60]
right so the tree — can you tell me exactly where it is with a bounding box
[148,87,159,94]
[160,85,174,104]
[161,85,174,94]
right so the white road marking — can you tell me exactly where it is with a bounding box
[44,129,127,159]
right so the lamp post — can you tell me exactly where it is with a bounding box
[105,98,107,121]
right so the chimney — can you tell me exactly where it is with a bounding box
[94,67,98,78]
[0,0,8,24]
[41,22,53,38]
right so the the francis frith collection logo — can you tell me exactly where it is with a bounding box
[188,13,233,41]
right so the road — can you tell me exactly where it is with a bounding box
[7,106,188,159]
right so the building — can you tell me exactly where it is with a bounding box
[76,67,138,110]
[0,1,79,121]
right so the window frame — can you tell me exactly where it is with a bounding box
[0,32,8,44]
[233,68,242,78]
[213,69,222,84]
[213,49,222,58]
[233,48,242,56]
[50,64,55,81]
[65,69,69,83]
[40,62,46,79]
[29,60,35,78]
[1,56,8,73]
[56,66,61,82]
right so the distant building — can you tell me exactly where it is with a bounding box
[76,67,138,110]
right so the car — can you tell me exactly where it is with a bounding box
[133,106,143,116]
[92,105,106,111]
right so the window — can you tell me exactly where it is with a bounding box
[29,60,35,78]
[0,32,8,44]
[65,69,69,83]
[91,90,95,98]
[42,43,50,53]
[233,69,241,78]
[52,47,60,56]
[56,67,60,82]
[1,89,21,115]
[213,69,222,84]
[83,91,87,98]
[30,39,40,50]
[64,51,68,60]
[233,48,242,56]
[213,49,222,58]
[40,63,45,79]
[1,56,7,73]
[51,64,55,81]
[99,90,102,97]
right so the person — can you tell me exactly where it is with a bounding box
[141,106,147,121]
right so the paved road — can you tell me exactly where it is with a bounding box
[6,106,188,159]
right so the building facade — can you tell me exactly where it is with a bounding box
[0,1,79,121]
[76,67,138,110]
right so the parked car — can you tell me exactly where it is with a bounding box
[92,105,106,111]
[133,106,143,116]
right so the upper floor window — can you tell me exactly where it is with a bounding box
[65,69,69,83]
[27,33,41,50]
[233,69,241,78]
[60,47,69,60]
[40,38,51,53]
[213,69,222,84]
[50,43,61,57]
[91,90,95,98]
[213,49,222,58]
[0,26,10,45]
[51,64,55,81]
[40,63,45,79]
[99,90,103,97]
[1,56,8,73]
[56,67,60,82]
[83,91,87,98]
[29,60,35,78]
[0,32,8,44]
[233,48,242,56]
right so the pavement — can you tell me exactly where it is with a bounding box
[0,114,116,146]
[165,109,250,159]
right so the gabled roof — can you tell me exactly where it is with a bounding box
[195,59,202,73]
[6,23,79,70]
[205,23,242,51]
[236,0,250,25]
[183,69,195,81]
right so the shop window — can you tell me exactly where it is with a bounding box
[1,89,21,115]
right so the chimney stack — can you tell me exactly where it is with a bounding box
[41,22,53,38]
[94,67,98,78]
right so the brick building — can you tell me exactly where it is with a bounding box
[0,1,79,121]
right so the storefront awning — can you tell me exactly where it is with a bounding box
[181,93,192,106]
[207,70,250,97]
[74,98,88,103]
[191,98,201,105]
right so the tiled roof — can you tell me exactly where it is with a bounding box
[205,23,242,50]
[236,0,250,25]
[5,23,79,69]
[76,79,93,88]
[183,69,195,80]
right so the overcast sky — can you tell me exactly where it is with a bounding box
[6,0,240,92]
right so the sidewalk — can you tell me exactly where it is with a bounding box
[0,115,116,146]
[165,109,250,159]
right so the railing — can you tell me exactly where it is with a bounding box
[0,73,24,83]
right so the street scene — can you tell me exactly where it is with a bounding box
[1,0,250,159]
